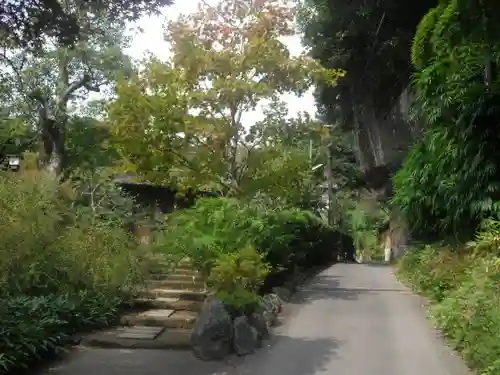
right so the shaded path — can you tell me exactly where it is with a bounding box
[228,263,472,375]
[37,263,472,375]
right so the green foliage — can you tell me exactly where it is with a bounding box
[109,1,341,194]
[0,173,145,372]
[299,0,435,121]
[156,198,263,275]
[397,221,500,374]
[64,117,118,173]
[156,197,341,308]
[0,0,172,48]
[393,0,500,240]
[208,246,271,312]
[0,292,121,372]
[467,219,500,256]
[342,203,389,260]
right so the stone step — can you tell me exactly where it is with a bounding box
[133,297,204,312]
[146,279,206,290]
[167,274,204,282]
[174,265,197,273]
[80,327,192,350]
[139,288,207,301]
[178,258,193,266]
[121,309,198,329]
[148,272,201,281]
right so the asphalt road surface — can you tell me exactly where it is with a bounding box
[38,263,473,375]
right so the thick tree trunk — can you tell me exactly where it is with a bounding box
[38,118,65,176]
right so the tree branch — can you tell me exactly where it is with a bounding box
[55,73,100,114]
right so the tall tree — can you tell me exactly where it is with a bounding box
[0,0,172,48]
[109,0,342,194]
[298,0,436,124]
[0,0,141,175]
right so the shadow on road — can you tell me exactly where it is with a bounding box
[290,266,406,306]
[228,335,340,375]
[36,335,340,375]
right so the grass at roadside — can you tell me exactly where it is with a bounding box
[396,228,500,375]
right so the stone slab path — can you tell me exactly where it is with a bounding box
[36,263,474,375]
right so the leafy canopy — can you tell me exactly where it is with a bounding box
[109,0,343,199]
[298,0,435,122]
[0,0,172,48]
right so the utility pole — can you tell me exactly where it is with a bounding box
[326,144,333,226]
[309,139,313,164]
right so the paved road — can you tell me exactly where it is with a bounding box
[38,263,472,375]
[228,263,472,375]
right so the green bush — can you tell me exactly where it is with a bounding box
[397,224,500,374]
[397,244,473,302]
[0,173,145,373]
[157,197,342,307]
[158,198,339,272]
[430,259,500,375]
[0,291,122,372]
[208,246,271,312]
[341,204,389,261]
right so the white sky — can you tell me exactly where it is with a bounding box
[123,0,317,128]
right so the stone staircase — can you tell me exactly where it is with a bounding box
[80,258,208,349]
[122,259,206,329]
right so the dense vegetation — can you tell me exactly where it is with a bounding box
[0,172,147,372]
[299,0,435,126]
[397,222,500,374]
[302,0,500,373]
[0,0,359,372]
[157,197,343,310]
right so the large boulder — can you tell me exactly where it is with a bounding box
[233,315,260,356]
[191,297,233,360]
[248,310,270,340]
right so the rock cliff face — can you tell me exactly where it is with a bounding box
[351,89,423,258]
[352,89,423,174]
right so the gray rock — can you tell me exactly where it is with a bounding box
[191,297,233,360]
[263,309,277,328]
[272,286,292,302]
[262,293,282,315]
[248,310,270,340]
[233,315,260,356]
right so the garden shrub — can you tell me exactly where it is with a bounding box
[0,173,145,373]
[156,198,264,276]
[0,292,122,372]
[157,197,342,308]
[208,245,271,312]
[397,221,500,374]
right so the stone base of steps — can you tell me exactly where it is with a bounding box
[146,279,206,290]
[149,272,201,281]
[79,326,192,350]
[134,297,204,312]
[121,309,198,329]
[140,288,207,301]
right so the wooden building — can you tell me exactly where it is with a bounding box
[114,173,218,243]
